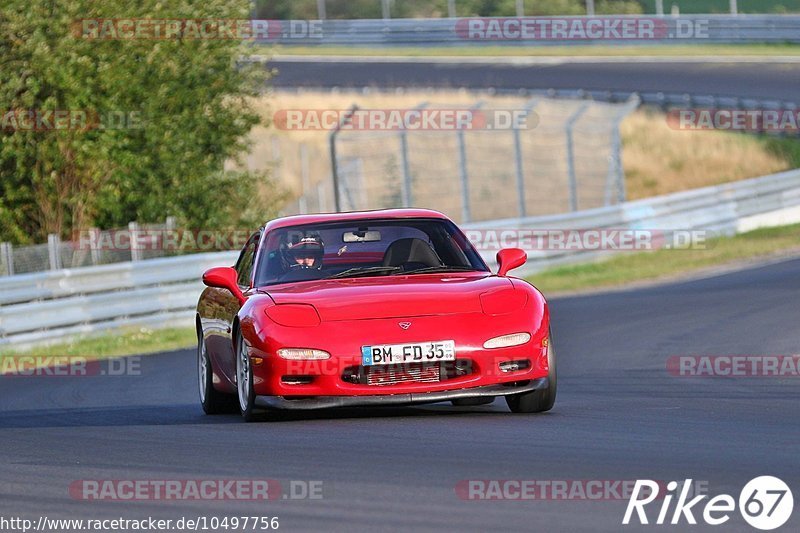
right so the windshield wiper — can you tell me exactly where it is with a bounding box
[327,266,402,279]
[400,266,481,275]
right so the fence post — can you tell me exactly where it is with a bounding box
[89,228,101,265]
[0,242,13,276]
[730,0,738,15]
[447,0,456,17]
[382,0,391,19]
[513,98,538,219]
[655,0,664,15]
[399,131,413,207]
[516,0,524,17]
[317,182,328,213]
[47,233,63,270]
[398,102,427,208]
[329,105,359,213]
[585,0,594,16]
[457,102,484,223]
[565,102,590,212]
[129,221,142,262]
[299,143,310,214]
[317,0,327,20]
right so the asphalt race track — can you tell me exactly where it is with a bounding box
[269,58,800,102]
[2,257,799,532]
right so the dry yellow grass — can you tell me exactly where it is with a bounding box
[246,91,795,214]
[622,108,791,200]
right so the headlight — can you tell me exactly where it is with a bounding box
[483,332,531,349]
[276,348,331,360]
[265,304,321,327]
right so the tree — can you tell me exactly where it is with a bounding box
[0,0,283,244]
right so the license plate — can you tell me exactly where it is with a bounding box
[362,340,456,366]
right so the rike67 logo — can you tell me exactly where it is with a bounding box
[624,477,793,530]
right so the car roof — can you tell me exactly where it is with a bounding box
[262,209,450,233]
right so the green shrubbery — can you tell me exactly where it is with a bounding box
[1,0,282,245]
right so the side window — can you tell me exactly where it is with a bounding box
[235,233,260,288]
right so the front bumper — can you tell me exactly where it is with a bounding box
[254,378,548,410]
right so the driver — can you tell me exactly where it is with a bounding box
[283,233,324,271]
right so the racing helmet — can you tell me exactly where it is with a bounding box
[282,233,325,270]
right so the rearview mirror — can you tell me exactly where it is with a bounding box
[202,266,246,304]
[343,230,381,243]
[496,248,527,277]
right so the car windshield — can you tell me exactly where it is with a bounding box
[254,218,488,286]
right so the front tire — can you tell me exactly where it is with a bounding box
[235,329,258,422]
[505,332,557,414]
[198,331,237,414]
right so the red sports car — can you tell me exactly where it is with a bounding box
[196,209,555,421]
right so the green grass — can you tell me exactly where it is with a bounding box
[0,327,196,360]
[269,43,800,57]
[528,223,800,293]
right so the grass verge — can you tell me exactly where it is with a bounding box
[0,327,196,360]
[528,223,800,294]
[269,44,800,58]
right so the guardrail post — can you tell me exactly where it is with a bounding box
[0,242,13,276]
[565,102,590,212]
[47,234,63,270]
[513,98,538,219]
[129,221,141,262]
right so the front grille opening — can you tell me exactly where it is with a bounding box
[342,359,475,386]
[281,375,314,385]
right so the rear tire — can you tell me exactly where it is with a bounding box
[235,328,258,422]
[505,331,557,414]
[198,331,237,415]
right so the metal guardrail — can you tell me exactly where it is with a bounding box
[468,168,800,274]
[257,15,800,46]
[0,252,238,348]
[2,169,800,348]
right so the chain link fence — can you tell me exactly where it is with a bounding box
[0,219,178,277]
[281,94,640,224]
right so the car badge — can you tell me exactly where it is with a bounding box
[399,322,412,330]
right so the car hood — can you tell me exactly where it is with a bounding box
[259,273,513,321]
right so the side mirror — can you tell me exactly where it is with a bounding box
[202,266,246,304]
[496,248,527,277]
